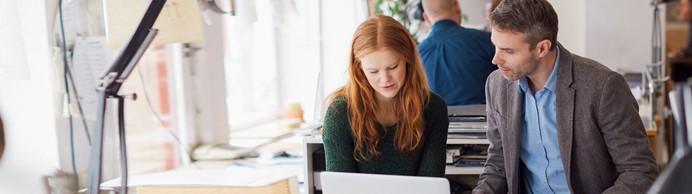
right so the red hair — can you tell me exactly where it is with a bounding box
[328,15,430,161]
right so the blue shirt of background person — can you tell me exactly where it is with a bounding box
[518,46,569,193]
[418,0,497,106]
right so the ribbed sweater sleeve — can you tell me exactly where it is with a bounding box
[322,97,357,172]
[417,94,449,177]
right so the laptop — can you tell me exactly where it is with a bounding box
[320,172,450,194]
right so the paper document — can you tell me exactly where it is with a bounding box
[70,36,110,120]
[448,121,487,134]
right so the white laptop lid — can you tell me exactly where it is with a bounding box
[320,172,450,194]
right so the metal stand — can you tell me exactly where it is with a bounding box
[642,0,670,130]
[85,1,166,193]
[116,94,136,194]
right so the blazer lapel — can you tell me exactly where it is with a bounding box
[555,43,575,183]
[505,79,523,192]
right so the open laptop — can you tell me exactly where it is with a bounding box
[320,172,450,194]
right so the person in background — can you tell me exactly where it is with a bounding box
[671,0,692,59]
[322,15,449,177]
[418,0,497,106]
[483,0,501,32]
[473,0,658,193]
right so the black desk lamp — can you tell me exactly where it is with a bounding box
[85,0,166,193]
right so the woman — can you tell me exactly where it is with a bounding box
[322,15,449,177]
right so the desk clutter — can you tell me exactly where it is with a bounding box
[446,144,489,167]
[447,105,487,139]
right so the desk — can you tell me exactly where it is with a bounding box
[643,115,662,159]
[101,135,305,194]
[302,135,489,194]
[647,128,658,156]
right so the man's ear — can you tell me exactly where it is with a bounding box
[423,12,431,25]
[455,0,462,15]
[536,39,552,57]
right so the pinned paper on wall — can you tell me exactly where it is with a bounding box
[105,0,204,48]
[0,0,30,81]
[67,36,111,120]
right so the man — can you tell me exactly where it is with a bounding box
[418,0,497,105]
[473,0,658,193]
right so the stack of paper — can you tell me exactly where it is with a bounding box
[447,105,488,136]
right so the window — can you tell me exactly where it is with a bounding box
[223,0,321,129]
[224,0,280,128]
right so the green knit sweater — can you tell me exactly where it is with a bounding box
[322,92,449,177]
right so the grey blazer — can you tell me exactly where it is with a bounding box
[473,45,658,194]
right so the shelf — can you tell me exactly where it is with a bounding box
[445,165,484,175]
[447,138,489,144]
[305,136,489,144]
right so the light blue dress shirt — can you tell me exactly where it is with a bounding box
[518,47,570,194]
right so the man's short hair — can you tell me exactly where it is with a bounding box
[421,0,456,17]
[490,0,558,50]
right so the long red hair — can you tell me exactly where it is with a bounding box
[328,15,430,161]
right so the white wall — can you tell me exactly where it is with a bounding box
[459,0,487,28]
[0,0,62,193]
[550,0,586,56]
[549,0,658,72]
[585,0,660,72]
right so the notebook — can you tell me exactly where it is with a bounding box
[319,172,449,194]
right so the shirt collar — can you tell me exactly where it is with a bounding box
[518,45,561,93]
[432,20,460,31]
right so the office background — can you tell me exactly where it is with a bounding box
[0,0,672,193]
